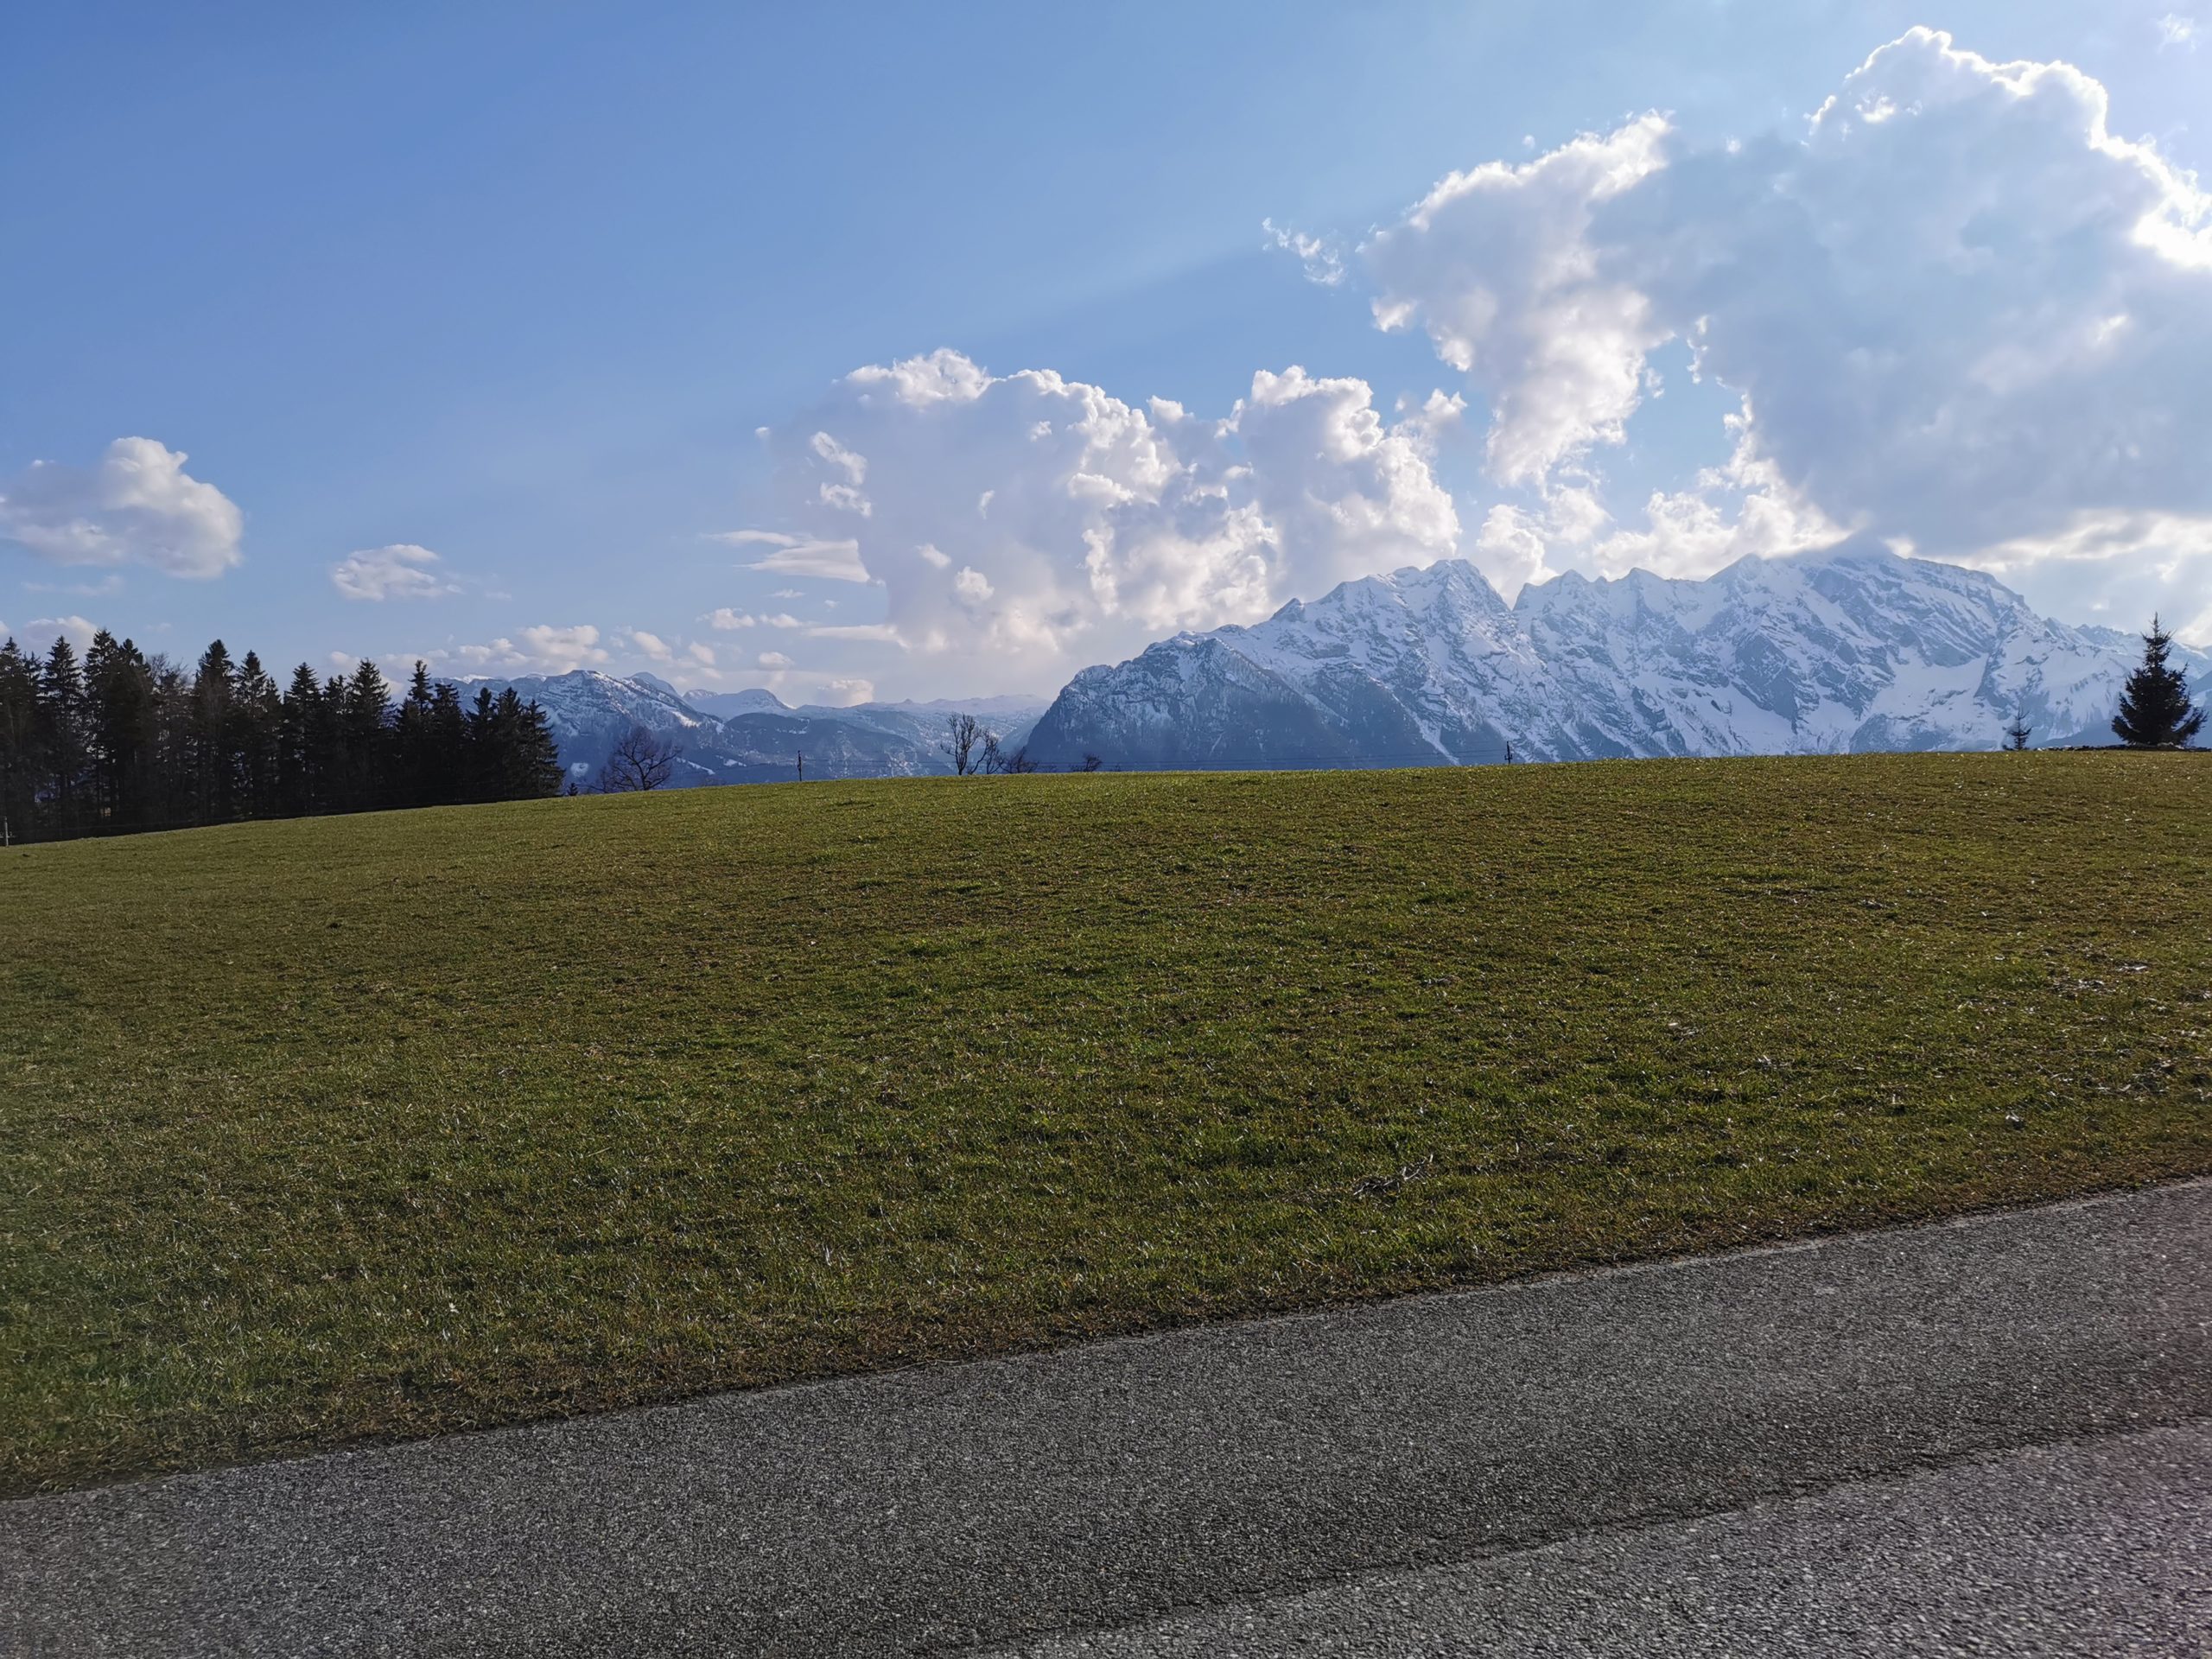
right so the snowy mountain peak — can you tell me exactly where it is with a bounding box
[1026,544,2207,769]
[683,687,792,720]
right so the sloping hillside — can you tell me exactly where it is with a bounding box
[5,752,2209,1493]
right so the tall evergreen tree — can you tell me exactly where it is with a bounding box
[85,632,156,830]
[493,690,564,799]
[81,630,125,823]
[2112,616,2206,747]
[397,662,442,806]
[340,659,392,810]
[191,639,240,823]
[429,680,468,803]
[0,639,41,843]
[148,658,194,828]
[37,637,89,836]
[278,664,325,816]
[319,671,353,810]
[464,687,501,803]
[234,652,283,817]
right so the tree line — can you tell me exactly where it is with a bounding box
[0,632,563,844]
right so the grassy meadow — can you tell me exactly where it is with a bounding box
[3,752,2209,1493]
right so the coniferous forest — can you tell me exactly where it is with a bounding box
[0,632,563,845]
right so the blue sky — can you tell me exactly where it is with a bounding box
[3,3,2209,701]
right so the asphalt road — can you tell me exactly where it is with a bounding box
[994,1422,2212,1656]
[5,1180,2207,1657]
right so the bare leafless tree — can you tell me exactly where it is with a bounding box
[595,725,681,792]
[976,731,1040,775]
[944,712,983,776]
[1080,753,1103,772]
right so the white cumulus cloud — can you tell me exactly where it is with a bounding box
[1354,27,2212,623]
[416,625,612,676]
[1367,115,1671,487]
[330,543,458,601]
[704,607,803,630]
[8,614,99,655]
[732,348,1460,686]
[517,625,608,670]
[0,438,243,578]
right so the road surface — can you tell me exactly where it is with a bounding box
[5,1179,2207,1656]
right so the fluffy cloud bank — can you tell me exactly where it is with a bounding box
[733,350,1459,682]
[0,614,99,655]
[721,28,2212,690]
[414,624,611,675]
[0,437,244,578]
[1360,27,2212,626]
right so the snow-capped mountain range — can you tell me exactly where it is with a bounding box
[453,543,2201,785]
[448,671,1046,785]
[1023,542,2207,769]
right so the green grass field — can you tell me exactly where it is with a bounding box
[4,753,2209,1494]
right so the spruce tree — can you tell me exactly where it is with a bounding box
[0,639,41,843]
[82,631,125,825]
[397,661,439,806]
[429,681,468,804]
[492,688,526,796]
[342,660,393,809]
[279,664,324,815]
[320,670,353,809]
[192,639,239,822]
[148,658,194,828]
[505,695,564,798]
[234,652,283,817]
[464,687,500,802]
[2112,616,2206,748]
[85,632,156,829]
[37,637,89,835]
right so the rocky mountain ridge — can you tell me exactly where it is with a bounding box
[1023,542,2205,769]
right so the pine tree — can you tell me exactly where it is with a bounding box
[0,638,41,844]
[338,661,392,810]
[148,657,194,828]
[429,680,467,804]
[464,687,500,802]
[81,630,126,825]
[486,688,531,798]
[192,639,239,822]
[397,661,440,806]
[85,632,156,829]
[506,696,564,799]
[234,652,283,817]
[37,637,89,836]
[279,664,325,816]
[2112,615,2206,748]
